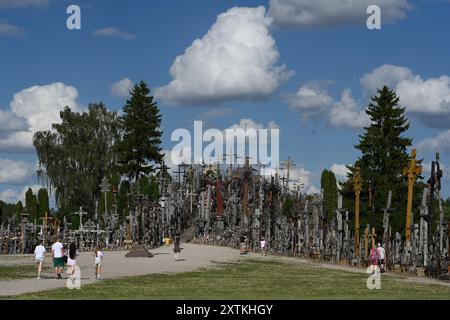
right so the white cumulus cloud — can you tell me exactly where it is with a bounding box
[361,65,450,126]
[0,184,43,204]
[285,82,334,120]
[360,64,414,96]
[0,110,28,131]
[287,82,370,129]
[269,0,411,28]
[156,6,293,106]
[0,82,80,152]
[416,130,450,155]
[329,89,371,129]
[331,163,350,180]
[111,78,133,98]
[0,159,34,184]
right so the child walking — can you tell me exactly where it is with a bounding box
[33,240,46,280]
[94,247,103,279]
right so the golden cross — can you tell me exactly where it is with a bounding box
[403,149,422,248]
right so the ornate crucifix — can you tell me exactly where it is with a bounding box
[403,149,422,248]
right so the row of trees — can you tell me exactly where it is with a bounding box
[0,188,49,225]
[31,81,164,222]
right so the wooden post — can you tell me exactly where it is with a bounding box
[364,225,369,259]
[371,227,377,249]
[403,149,422,248]
[353,167,362,257]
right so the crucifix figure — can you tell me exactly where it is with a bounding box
[280,157,296,194]
[403,149,422,248]
[206,171,230,221]
[353,167,362,257]
[75,207,87,232]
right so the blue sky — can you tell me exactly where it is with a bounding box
[1,0,450,205]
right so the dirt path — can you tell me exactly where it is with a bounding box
[1,243,448,297]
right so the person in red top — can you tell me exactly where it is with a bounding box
[369,245,379,274]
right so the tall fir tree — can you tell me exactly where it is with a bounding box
[321,170,338,224]
[342,86,425,235]
[117,81,164,183]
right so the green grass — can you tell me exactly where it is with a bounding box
[0,264,51,280]
[3,259,450,300]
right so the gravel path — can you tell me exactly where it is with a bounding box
[1,243,449,297]
[0,244,241,296]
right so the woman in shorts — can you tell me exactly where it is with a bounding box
[67,242,77,279]
[94,247,103,279]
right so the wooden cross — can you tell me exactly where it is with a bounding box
[40,211,50,241]
[403,149,422,248]
[353,167,362,256]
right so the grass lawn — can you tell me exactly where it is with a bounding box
[4,259,450,300]
[0,264,51,280]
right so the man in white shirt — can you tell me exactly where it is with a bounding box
[377,243,386,272]
[33,240,46,280]
[52,236,65,279]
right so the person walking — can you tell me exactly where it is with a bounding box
[239,234,247,255]
[173,232,181,261]
[369,245,379,274]
[94,247,103,280]
[33,240,46,280]
[260,237,267,256]
[51,236,65,279]
[377,243,386,273]
[67,242,77,278]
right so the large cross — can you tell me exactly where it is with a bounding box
[403,149,422,248]
[353,167,362,257]
[428,153,442,241]
[280,157,296,193]
[40,211,49,240]
[100,177,111,227]
[74,206,88,231]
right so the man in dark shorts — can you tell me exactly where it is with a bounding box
[52,236,65,279]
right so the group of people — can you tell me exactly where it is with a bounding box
[32,236,104,280]
[369,243,386,273]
